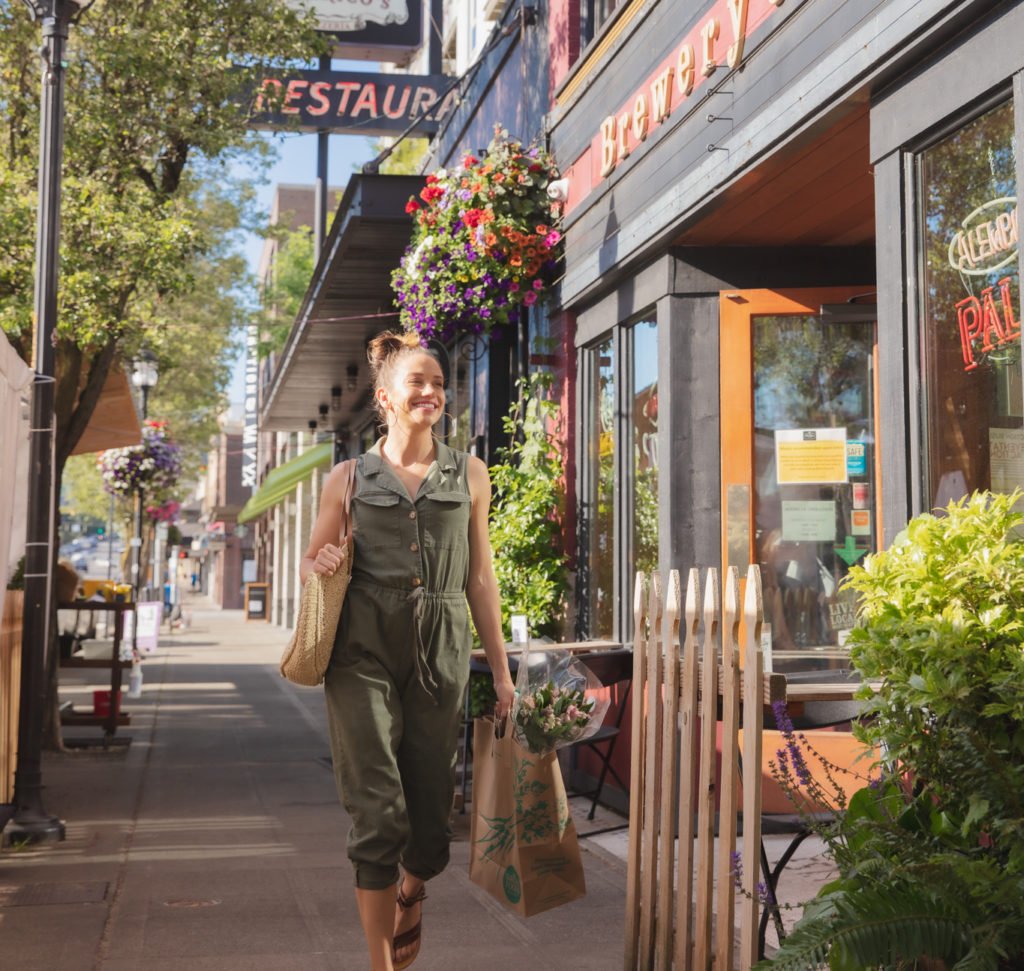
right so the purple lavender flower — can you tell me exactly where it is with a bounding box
[729,850,743,892]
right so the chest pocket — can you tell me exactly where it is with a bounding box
[353,489,402,549]
[419,491,471,550]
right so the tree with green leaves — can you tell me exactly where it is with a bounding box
[257,223,316,358]
[0,0,325,746]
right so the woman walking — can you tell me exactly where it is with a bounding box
[300,331,516,971]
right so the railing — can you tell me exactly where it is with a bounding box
[625,564,779,971]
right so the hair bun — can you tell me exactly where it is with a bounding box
[367,330,422,378]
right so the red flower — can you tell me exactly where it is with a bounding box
[464,154,479,166]
[463,208,488,228]
[405,198,420,214]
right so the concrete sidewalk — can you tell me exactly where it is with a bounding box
[0,603,627,971]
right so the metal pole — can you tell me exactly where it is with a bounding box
[133,388,148,605]
[10,4,71,843]
[428,0,443,75]
[314,53,330,257]
[106,492,114,581]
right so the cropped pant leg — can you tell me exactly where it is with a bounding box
[324,646,408,891]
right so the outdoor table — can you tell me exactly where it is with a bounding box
[57,600,135,747]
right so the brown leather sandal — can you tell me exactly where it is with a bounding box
[393,885,427,971]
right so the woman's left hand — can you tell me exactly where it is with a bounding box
[494,676,516,720]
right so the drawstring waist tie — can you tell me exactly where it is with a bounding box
[350,579,465,704]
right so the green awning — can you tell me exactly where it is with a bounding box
[237,441,333,524]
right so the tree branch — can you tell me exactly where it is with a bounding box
[57,338,119,470]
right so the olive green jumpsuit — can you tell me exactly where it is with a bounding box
[324,438,473,890]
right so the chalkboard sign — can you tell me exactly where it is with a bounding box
[245,582,269,622]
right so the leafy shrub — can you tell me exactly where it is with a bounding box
[488,373,569,640]
[759,492,1024,970]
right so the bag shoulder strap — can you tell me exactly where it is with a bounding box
[339,458,357,544]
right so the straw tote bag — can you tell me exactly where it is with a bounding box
[280,459,356,686]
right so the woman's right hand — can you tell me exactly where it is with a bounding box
[312,543,345,576]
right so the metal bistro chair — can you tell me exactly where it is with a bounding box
[568,648,634,834]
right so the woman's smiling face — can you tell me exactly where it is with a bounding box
[379,351,445,429]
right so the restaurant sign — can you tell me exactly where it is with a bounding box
[287,0,423,62]
[249,68,455,136]
[595,0,784,180]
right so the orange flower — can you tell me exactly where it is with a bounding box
[538,243,551,256]
[510,254,523,267]
[536,224,549,235]
[526,259,542,275]
[526,247,537,258]
[494,173,505,183]
[485,232,497,246]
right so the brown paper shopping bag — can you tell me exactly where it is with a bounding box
[469,716,586,917]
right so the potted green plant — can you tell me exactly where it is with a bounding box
[758,492,1024,970]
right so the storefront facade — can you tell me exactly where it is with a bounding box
[549,0,1024,665]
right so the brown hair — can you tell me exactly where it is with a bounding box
[367,330,437,422]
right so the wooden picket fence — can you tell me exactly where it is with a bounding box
[624,565,785,971]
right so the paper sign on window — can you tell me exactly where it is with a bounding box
[775,428,848,485]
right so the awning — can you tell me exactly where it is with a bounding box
[260,173,425,433]
[71,365,142,455]
[237,441,333,523]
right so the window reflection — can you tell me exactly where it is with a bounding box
[585,336,615,640]
[920,101,1021,506]
[632,320,658,591]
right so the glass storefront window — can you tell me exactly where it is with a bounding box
[920,101,1021,506]
[584,336,616,640]
[580,318,658,642]
[631,320,659,582]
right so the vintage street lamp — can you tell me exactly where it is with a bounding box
[9,0,94,845]
[131,350,158,600]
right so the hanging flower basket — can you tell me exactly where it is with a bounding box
[146,499,181,524]
[391,126,563,342]
[98,420,182,499]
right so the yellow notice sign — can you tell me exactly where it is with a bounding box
[775,428,849,485]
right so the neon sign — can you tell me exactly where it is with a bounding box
[956,276,1020,371]
[948,197,1018,276]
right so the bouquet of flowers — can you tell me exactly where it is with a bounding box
[98,419,182,499]
[391,125,563,343]
[511,650,609,756]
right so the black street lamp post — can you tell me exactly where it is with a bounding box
[9,0,93,844]
[131,352,158,602]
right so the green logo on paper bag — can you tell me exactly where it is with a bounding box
[503,866,522,904]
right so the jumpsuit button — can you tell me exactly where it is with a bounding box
[409,511,417,520]
[410,542,419,552]
[412,577,422,587]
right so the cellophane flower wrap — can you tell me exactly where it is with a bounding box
[511,649,609,756]
[391,125,563,342]
[98,419,182,499]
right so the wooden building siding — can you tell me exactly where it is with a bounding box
[550,0,1004,308]
[429,2,550,168]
